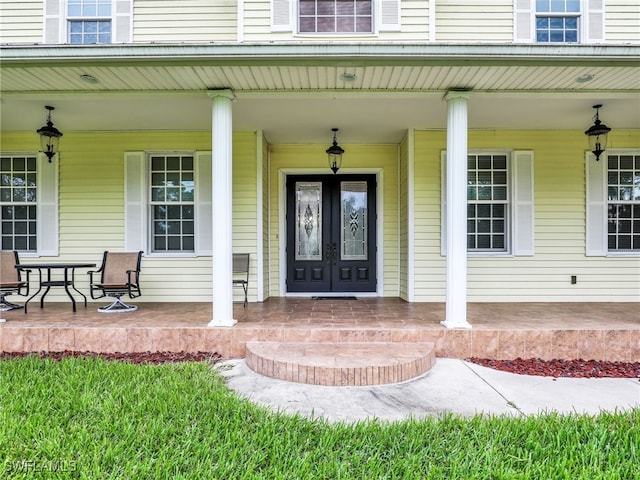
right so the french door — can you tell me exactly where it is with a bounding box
[286,174,377,293]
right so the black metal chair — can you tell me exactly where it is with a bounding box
[232,253,250,307]
[0,251,30,312]
[88,251,142,313]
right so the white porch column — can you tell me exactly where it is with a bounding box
[442,90,472,329]
[207,89,237,327]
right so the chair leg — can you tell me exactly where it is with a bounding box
[98,295,138,313]
[0,294,23,312]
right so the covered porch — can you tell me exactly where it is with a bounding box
[1,299,637,361]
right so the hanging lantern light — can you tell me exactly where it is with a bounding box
[326,128,344,174]
[36,106,63,162]
[584,104,611,161]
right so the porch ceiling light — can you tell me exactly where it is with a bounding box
[326,128,345,174]
[584,104,611,161]
[36,106,63,162]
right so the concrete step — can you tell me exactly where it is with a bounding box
[245,341,436,386]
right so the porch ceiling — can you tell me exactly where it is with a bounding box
[1,44,638,144]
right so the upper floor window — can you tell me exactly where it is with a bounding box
[68,0,112,44]
[299,0,373,34]
[535,0,580,43]
[514,0,604,44]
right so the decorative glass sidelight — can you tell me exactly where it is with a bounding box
[341,181,367,260]
[295,182,322,260]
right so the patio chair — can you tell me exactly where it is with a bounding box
[88,251,142,313]
[0,251,30,311]
[233,253,250,307]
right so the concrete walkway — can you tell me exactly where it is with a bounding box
[216,358,640,423]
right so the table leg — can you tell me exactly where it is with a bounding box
[24,269,45,314]
[63,268,77,312]
[69,267,88,308]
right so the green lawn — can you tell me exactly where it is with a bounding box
[1,356,638,479]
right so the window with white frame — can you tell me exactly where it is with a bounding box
[442,150,534,257]
[514,0,604,44]
[586,149,640,256]
[68,0,112,44]
[0,153,58,256]
[124,151,211,256]
[1,156,37,252]
[149,154,195,253]
[606,153,640,252]
[535,0,580,43]
[299,0,373,33]
[467,154,509,252]
[271,0,400,34]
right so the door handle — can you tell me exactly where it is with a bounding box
[325,242,337,265]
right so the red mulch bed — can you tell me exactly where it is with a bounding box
[0,351,221,365]
[1,352,638,378]
[468,357,640,379]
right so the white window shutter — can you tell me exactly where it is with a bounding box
[512,150,535,256]
[44,0,62,43]
[513,0,534,43]
[586,151,607,256]
[195,151,213,256]
[379,0,401,31]
[585,0,605,43]
[440,152,447,256]
[113,0,133,43]
[37,153,59,256]
[272,0,293,32]
[124,152,146,252]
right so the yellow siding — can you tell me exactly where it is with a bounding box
[0,0,43,44]
[268,144,399,297]
[413,129,640,302]
[1,131,258,303]
[133,0,237,43]
[435,0,514,42]
[606,1,640,42]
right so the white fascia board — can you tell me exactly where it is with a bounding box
[1,44,639,65]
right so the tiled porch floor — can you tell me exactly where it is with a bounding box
[1,298,638,361]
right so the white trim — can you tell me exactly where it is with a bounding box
[428,0,436,42]
[237,0,245,43]
[585,150,607,256]
[255,130,264,302]
[278,167,384,298]
[124,151,146,253]
[271,0,293,32]
[512,150,535,256]
[195,151,212,256]
[406,130,415,302]
[36,152,59,256]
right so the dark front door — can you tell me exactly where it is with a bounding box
[286,174,377,293]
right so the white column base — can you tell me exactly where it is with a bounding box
[207,317,237,328]
[440,319,472,329]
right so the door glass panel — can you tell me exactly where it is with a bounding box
[341,181,367,260]
[295,182,322,260]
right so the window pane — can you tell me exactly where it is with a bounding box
[149,153,196,253]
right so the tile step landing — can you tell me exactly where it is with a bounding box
[245,341,436,386]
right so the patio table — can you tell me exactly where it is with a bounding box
[16,263,96,313]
